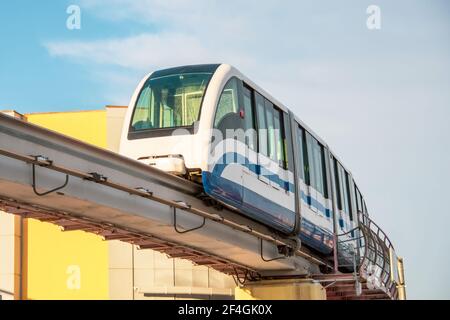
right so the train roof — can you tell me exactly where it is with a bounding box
[148,64,221,79]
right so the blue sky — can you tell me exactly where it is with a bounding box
[1,0,449,299]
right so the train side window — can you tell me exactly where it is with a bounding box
[363,200,368,214]
[345,172,353,221]
[254,95,287,168]
[355,186,363,213]
[242,86,257,150]
[265,99,276,161]
[296,126,305,180]
[214,78,240,128]
[302,129,310,185]
[314,143,326,197]
[273,108,287,168]
[305,133,316,189]
[283,114,294,173]
[334,158,342,210]
[337,163,350,215]
[340,166,349,213]
[321,146,329,198]
[305,132,327,197]
[133,86,153,130]
[255,93,268,156]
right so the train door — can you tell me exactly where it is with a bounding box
[299,129,334,253]
[332,157,357,250]
[240,85,259,210]
[304,131,331,220]
[304,132,318,213]
[348,176,358,229]
[208,77,245,206]
[254,92,270,185]
[240,87,296,233]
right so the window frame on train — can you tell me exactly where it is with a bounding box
[345,172,354,222]
[334,158,354,220]
[302,129,329,199]
[355,185,364,213]
[242,84,257,151]
[296,125,306,182]
[128,65,219,140]
[213,77,243,131]
[255,91,268,158]
[213,78,290,173]
[253,90,288,170]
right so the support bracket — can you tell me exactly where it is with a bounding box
[260,238,292,262]
[173,206,206,234]
[232,267,249,286]
[31,156,69,196]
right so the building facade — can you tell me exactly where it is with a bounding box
[0,106,235,300]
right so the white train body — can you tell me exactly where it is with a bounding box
[120,64,368,257]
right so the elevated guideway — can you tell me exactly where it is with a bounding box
[0,113,327,280]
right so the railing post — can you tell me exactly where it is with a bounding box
[397,257,407,300]
[333,233,339,272]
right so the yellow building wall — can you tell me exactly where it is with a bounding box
[26,110,107,147]
[24,110,109,300]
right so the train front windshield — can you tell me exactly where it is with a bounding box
[130,72,213,131]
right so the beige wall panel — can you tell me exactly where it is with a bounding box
[108,268,133,300]
[133,247,154,269]
[0,235,15,275]
[0,274,14,296]
[209,268,235,289]
[106,106,127,153]
[0,293,14,300]
[174,269,193,287]
[152,251,174,269]
[108,240,132,269]
[192,269,209,288]
[174,258,195,270]
[133,268,155,289]
[153,268,175,287]
[0,211,16,299]
[0,212,14,236]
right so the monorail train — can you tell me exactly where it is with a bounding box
[119,64,369,257]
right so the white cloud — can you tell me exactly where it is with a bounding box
[45,33,214,70]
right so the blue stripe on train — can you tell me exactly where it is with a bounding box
[202,171,334,255]
[211,152,295,192]
[300,192,332,218]
[211,152,332,218]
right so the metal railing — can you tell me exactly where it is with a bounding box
[337,211,404,299]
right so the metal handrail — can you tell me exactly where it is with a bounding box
[336,211,399,299]
[359,212,396,292]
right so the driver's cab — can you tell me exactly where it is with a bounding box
[119,64,223,176]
